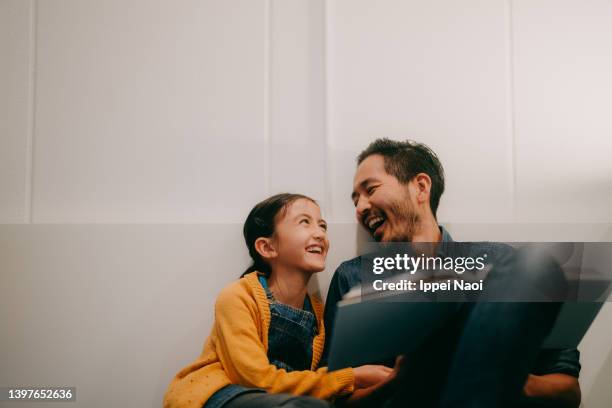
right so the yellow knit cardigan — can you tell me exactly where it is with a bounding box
[163,272,355,408]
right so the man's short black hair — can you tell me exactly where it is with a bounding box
[357,138,445,218]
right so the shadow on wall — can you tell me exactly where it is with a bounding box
[584,346,612,408]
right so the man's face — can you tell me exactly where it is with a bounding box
[352,155,420,242]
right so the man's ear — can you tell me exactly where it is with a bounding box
[254,237,278,261]
[414,173,432,204]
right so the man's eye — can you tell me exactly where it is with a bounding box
[367,185,377,195]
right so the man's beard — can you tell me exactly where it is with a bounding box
[382,198,420,242]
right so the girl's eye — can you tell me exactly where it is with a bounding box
[319,223,328,231]
[300,218,310,225]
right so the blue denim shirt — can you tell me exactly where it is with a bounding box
[204,275,318,408]
[321,226,581,378]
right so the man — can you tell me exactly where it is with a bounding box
[323,139,581,407]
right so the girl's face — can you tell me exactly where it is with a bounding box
[272,198,329,273]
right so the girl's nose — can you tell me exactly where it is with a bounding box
[312,226,327,241]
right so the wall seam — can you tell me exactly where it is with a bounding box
[25,0,38,224]
[323,0,333,220]
[263,0,272,195]
[506,0,518,221]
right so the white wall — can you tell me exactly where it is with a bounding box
[1,0,611,407]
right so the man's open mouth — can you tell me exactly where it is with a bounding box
[366,215,386,236]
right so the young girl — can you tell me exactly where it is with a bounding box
[163,193,395,408]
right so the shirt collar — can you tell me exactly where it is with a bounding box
[437,225,455,257]
[440,225,454,243]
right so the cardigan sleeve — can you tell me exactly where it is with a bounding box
[214,285,355,399]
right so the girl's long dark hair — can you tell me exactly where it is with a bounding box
[241,193,316,277]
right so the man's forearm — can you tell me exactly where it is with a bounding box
[523,373,581,408]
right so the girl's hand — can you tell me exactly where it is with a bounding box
[342,356,406,408]
[352,364,393,389]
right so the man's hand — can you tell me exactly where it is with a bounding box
[523,373,581,408]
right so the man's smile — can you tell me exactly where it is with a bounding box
[364,213,387,239]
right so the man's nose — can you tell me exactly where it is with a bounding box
[355,196,371,222]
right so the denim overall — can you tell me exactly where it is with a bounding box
[204,275,318,408]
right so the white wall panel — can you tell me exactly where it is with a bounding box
[0,224,250,408]
[327,0,513,223]
[0,0,32,222]
[269,0,328,206]
[33,0,267,222]
[513,0,612,222]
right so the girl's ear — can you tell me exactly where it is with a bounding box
[254,237,277,261]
